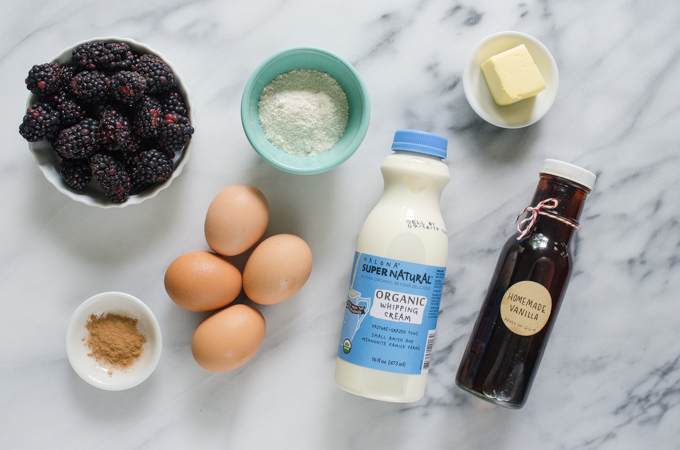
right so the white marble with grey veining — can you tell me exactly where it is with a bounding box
[1,0,679,449]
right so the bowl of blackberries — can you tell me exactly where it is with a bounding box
[19,37,194,207]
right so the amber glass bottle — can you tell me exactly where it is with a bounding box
[456,159,596,409]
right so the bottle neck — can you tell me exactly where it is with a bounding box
[379,151,450,206]
[527,174,590,242]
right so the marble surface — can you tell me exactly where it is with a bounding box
[2,1,679,449]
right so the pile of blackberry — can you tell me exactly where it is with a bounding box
[19,40,194,204]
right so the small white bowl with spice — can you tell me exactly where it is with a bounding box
[65,292,162,391]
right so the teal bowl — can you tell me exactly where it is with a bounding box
[241,47,370,175]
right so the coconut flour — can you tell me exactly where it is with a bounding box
[258,69,349,156]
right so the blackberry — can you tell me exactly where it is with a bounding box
[19,102,61,142]
[130,179,152,195]
[132,96,162,138]
[160,149,176,160]
[129,149,174,185]
[57,65,76,90]
[25,63,63,97]
[136,54,175,93]
[123,145,144,166]
[97,107,132,152]
[110,71,146,105]
[60,158,92,190]
[123,134,144,154]
[121,136,152,169]
[158,113,194,153]
[71,41,106,71]
[98,42,134,71]
[53,118,99,159]
[49,92,88,127]
[124,144,156,185]
[128,53,141,71]
[159,89,188,117]
[70,71,110,104]
[90,153,131,203]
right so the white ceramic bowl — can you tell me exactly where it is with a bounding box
[463,31,559,128]
[65,292,162,391]
[26,36,194,208]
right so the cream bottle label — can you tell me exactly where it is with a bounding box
[500,281,552,336]
[337,252,446,375]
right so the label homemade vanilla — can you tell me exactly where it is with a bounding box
[500,281,552,336]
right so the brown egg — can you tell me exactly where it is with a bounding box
[164,251,242,312]
[191,304,266,372]
[243,234,313,305]
[204,184,270,256]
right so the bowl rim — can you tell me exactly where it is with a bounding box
[240,46,370,175]
[26,36,194,208]
[65,291,162,391]
[463,31,559,129]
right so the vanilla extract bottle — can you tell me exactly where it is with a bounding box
[456,159,596,409]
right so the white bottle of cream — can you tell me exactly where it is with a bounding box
[334,130,450,403]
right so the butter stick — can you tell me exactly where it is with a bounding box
[481,44,545,106]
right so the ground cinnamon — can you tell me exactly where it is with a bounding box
[85,312,146,371]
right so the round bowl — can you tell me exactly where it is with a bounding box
[241,47,370,175]
[26,36,194,208]
[463,31,559,128]
[65,292,162,391]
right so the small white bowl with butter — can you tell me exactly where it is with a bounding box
[463,31,559,128]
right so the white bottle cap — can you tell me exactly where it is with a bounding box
[540,159,596,191]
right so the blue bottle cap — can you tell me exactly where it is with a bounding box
[391,129,447,159]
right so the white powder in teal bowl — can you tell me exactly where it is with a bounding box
[258,69,349,157]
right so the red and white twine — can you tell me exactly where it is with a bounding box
[515,198,579,240]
